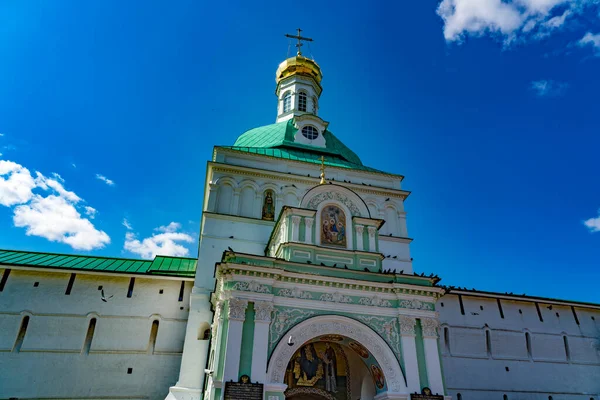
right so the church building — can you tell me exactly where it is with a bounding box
[0,35,598,400]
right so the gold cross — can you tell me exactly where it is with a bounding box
[319,156,326,184]
[285,28,313,56]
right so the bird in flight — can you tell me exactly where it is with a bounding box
[101,289,113,302]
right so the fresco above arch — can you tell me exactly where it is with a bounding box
[321,205,347,247]
[307,192,361,216]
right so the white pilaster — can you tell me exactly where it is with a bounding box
[232,188,241,215]
[207,183,219,212]
[275,195,283,220]
[355,225,364,251]
[291,215,301,242]
[251,301,274,383]
[398,315,420,394]
[422,318,444,396]
[255,193,263,219]
[368,226,377,252]
[222,298,248,383]
[305,217,314,244]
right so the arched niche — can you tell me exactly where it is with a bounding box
[300,184,370,218]
[267,315,407,395]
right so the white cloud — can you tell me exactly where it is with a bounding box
[0,159,110,250]
[0,133,4,137]
[530,79,570,96]
[437,0,594,43]
[96,174,115,186]
[13,195,110,250]
[584,210,600,233]
[0,153,3,157]
[124,222,194,259]
[122,218,133,230]
[0,160,37,206]
[578,32,600,52]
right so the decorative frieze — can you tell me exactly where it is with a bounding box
[358,295,393,307]
[254,301,275,323]
[231,280,271,294]
[227,298,249,321]
[421,317,439,338]
[306,192,361,216]
[398,315,417,336]
[277,287,313,299]
[319,292,353,303]
[399,299,434,311]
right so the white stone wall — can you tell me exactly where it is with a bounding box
[0,267,193,400]
[438,293,600,400]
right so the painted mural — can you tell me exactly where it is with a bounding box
[285,342,349,400]
[321,205,346,247]
[262,190,275,220]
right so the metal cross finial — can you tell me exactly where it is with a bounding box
[319,156,326,184]
[285,28,313,56]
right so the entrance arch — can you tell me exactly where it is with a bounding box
[266,315,407,395]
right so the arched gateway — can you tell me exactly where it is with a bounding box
[267,315,407,398]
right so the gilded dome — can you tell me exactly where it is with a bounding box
[275,55,322,85]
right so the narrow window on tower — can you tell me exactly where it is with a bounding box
[298,91,307,112]
[444,327,450,353]
[82,318,97,355]
[13,315,30,353]
[282,92,292,113]
[525,332,532,359]
[485,329,492,358]
[563,335,570,361]
[148,320,159,355]
[0,268,11,292]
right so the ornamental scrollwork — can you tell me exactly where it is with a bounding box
[231,280,271,294]
[356,315,401,356]
[358,295,393,307]
[227,298,248,321]
[320,292,353,304]
[277,287,313,299]
[254,301,275,323]
[399,299,434,311]
[421,317,439,338]
[269,308,316,352]
[306,192,361,216]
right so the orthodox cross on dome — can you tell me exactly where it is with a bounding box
[319,155,327,184]
[285,28,313,56]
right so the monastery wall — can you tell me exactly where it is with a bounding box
[438,292,600,400]
[0,267,193,400]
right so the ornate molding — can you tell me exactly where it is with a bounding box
[398,315,417,336]
[227,298,248,321]
[304,217,314,228]
[211,301,224,337]
[306,192,361,216]
[398,299,434,311]
[368,226,377,237]
[421,317,439,338]
[254,301,275,323]
[231,280,271,294]
[355,225,364,234]
[320,292,353,304]
[277,287,313,299]
[269,308,316,351]
[358,295,393,308]
[291,215,301,225]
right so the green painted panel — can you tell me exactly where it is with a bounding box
[415,320,429,390]
[216,311,230,381]
[238,302,255,378]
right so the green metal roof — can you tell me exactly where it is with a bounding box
[0,249,197,278]
[231,120,373,170]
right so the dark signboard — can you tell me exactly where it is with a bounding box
[224,375,263,400]
[411,387,444,400]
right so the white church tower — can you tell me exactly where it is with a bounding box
[166,31,448,400]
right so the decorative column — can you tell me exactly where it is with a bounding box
[255,193,263,219]
[251,301,274,383]
[398,211,408,237]
[207,183,219,212]
[275,195,283,220]
[398,315,420,393]
[222,298,248,383]
[421,318,444,396]
[304,217,314,244]
[355,225,364,251]
[367,226,377,252]
[291,215,301,242]
[231,188,241,215]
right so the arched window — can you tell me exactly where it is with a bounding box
[302,125,318,140]
[283,92,292,113]
[312,96,318,114]
[298,91,307,112]
[456,394,462,400]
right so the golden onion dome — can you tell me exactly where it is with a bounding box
[275,55,322,85]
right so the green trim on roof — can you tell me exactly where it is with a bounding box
[0,249,197,278]
[231,120,368,168]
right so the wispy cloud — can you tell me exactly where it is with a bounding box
[122,218,133,230]
[584,210,600,233]
[0,159,110,250]
[578,32,600,54]
[0,133,4,137]
[95,174,115,186]
[530,80,569,97]
[124,222,193,259]
[437,0,598,45]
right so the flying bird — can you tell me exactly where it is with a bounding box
[287,335,294,347]
[392,256,397,259]
[229,236,234,239]
[385,198,390,201]
[547,305,553,310]
[101,289,113,302]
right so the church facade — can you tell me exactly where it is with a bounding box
[0,45,599,400]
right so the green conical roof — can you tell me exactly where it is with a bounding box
[226,120,378,172]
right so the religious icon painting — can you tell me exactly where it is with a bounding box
[262,190,275,221]
[370,364,385,390]
[348,341,369,358]
[321,205,346,247]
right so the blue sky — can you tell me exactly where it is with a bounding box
[0,0,599,302]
